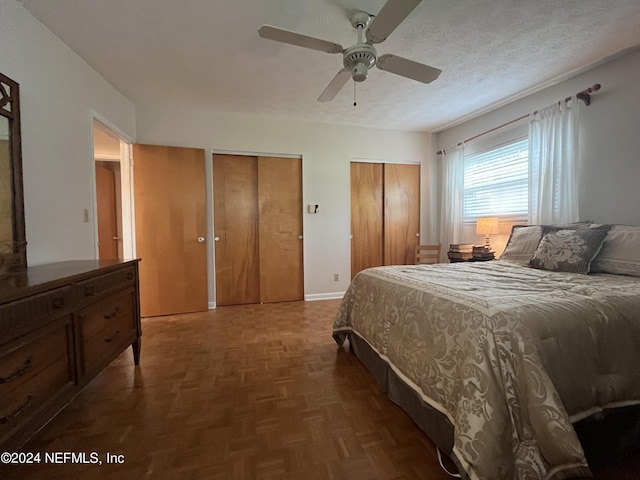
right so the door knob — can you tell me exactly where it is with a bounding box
[197,237,205,243]
[214,236,220,241]
[416,233,420,237]
[298,235,303,239]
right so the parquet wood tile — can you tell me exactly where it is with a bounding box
[2,300,638,479]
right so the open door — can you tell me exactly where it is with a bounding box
[133,144,208,317]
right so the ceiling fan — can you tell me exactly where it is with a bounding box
[258,0,441,102]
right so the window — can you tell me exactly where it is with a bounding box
[463,138,529,221]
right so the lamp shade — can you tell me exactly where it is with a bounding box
[476,217,499,235]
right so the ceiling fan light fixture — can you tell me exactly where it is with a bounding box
[352,63,368,82]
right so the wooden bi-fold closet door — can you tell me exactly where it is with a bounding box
[351,162,420,279]
[212,154,260,306]
[133,144,208,317]
[351,162,384,278]
[257,156,304,303]
[213,154,303,306]
[383,163,421,266]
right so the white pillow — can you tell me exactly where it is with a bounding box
[500,225,543,264]
[591,225,640,276]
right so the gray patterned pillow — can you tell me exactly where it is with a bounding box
[528,225,611,274]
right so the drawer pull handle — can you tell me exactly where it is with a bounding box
[104,330,121,344]
[104,307,120,320]
[0,356,33,384]
[52,297,66,309]
[0,394,33,425]
[85,285,96,297]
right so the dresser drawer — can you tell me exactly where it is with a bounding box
[0,319,75,440]
[75,265,137,308]
[0,286,73,342]
[77,289,137,376]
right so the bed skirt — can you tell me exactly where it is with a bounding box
[347,332,470,479]
[346,331,640,479]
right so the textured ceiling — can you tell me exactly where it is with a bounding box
[20,0,640,132]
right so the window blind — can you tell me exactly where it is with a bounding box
[463,138,529,221]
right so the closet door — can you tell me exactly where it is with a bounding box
[350,162,383,279]
[351,162,420,277]
[384,163,420,265]
[213,154,260,306]
[257,156,303,302]
[133,144,208,317]
[213,154,304,305]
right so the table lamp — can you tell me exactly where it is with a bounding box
[476,216,499,250]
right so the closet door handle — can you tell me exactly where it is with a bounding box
[197,237,205,243]
[214,237,220,241]
[298,235,303,240]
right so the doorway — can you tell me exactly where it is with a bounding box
[92,119,134,260]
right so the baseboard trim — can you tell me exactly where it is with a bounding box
[208,295,343,306]
[304,292,345,301]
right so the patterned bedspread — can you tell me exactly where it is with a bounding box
[333,260,640,480]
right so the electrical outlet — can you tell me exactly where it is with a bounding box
[334,273,339,282]
[83,208,89,223]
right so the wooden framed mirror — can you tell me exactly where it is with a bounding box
[0,72,26,272]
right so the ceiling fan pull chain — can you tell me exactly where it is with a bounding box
[353,81,357,107]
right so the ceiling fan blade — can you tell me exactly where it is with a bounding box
[318,68,352,102]
[377,54,441,84]
[258,25,343,54]
[365,0,422,44]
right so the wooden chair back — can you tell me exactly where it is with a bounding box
[415,244,441,265]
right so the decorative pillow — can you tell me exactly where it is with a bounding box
[591,225,640,276]
[500,222,591,265]
[500,225,543,264]
[528,225,611,274]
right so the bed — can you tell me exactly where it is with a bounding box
[333,224,640,480]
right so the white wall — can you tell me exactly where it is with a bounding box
[436,46,640,253]
[0,0,136,265]
[136,105,434,297]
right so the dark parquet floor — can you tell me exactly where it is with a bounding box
[2,300,638,479]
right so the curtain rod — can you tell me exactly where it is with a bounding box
[436,83,601,155]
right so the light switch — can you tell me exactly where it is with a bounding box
[307,204,320,214]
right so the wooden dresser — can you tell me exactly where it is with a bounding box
[0,259,141,450]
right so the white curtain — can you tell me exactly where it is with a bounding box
[439,144,465,261]
[528,96,580,225]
